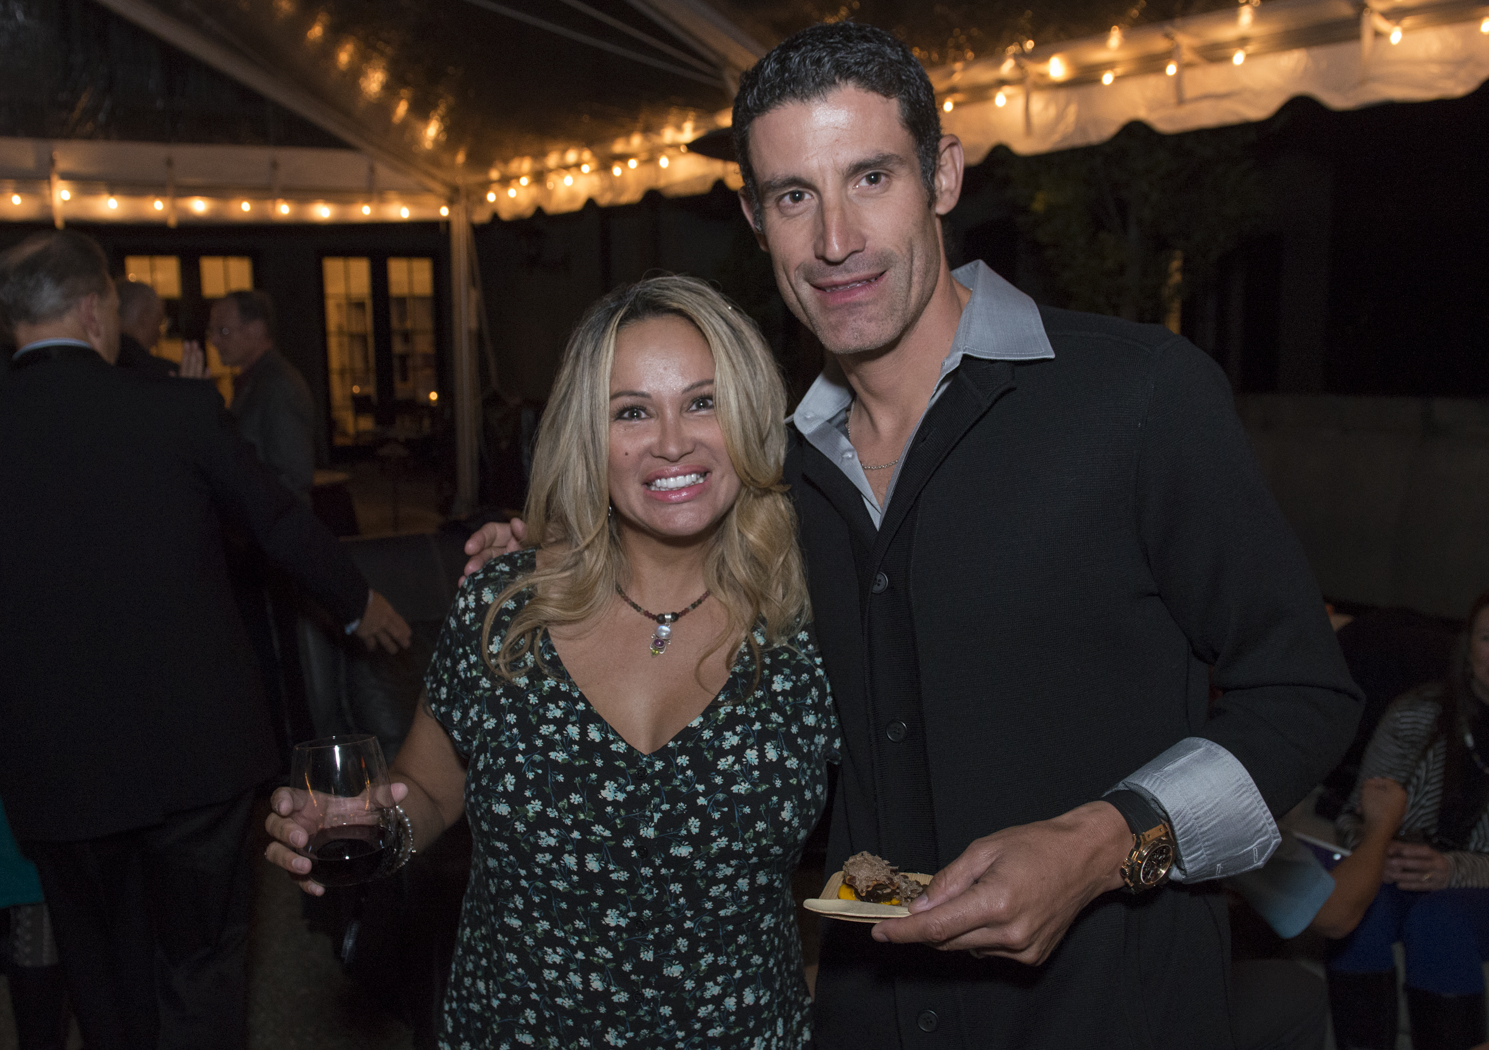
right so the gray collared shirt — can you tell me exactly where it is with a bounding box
[788,259,1278,882]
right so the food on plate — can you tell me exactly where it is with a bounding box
[838,851,928,905]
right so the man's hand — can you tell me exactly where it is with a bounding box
[462,517,526,583]
[1384,841,1452,892]
[871,801,1130,965]
[264,781,409,896]
[355,590,413,653]
[1358,777,1408,837]
[178,340,209,379]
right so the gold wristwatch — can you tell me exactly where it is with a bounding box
[1120,821,1176,893]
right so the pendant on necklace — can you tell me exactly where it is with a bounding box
[649,616,675,657]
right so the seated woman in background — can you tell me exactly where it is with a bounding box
[1327,590,1489,1050]
[267,275,837,1049]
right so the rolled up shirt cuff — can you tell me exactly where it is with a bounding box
[1108,736,1280,883]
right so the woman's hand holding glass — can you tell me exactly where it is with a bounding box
[264,734,410,896]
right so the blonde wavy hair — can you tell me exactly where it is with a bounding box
[481,274,809,684]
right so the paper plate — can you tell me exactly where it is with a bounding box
[802,869,931,924]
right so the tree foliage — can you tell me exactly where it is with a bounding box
[996,121,1269,322]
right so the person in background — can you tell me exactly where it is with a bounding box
[0,230,411,1050]
[2,798,67,1050]
[113,279,175,378]
[185,288,316,497]
[1327,590,1489,1050]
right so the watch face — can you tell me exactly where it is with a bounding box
[1139,843,1175,886]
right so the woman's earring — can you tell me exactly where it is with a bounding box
[607,503,614,521]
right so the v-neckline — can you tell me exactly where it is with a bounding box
[540,634,748,757]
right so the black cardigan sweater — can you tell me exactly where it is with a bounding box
[790,309,1361,1049]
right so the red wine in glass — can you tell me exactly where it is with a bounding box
[306,824,389,887]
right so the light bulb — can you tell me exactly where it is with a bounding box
[1232,49,1246,64]
[1389,25,1402,43]
[10,194,20,205]
[563,174,574,186]
[361,204,371,215]
[241,200,251,212]
[486,190,496,202]
[658,156,669,168]
[1166,61,1178,75]
[399,206,410,218]
[439,205,449,216]
[581,164,590,173]
[627,159,637,169]
[154,199,165,211]
[279,202,290,215]
[192,198,206,212]
[612,165,623,176]
[1481,16,1488,32]
[318,204,331,218]
[507,187,516,198]
[519,176,529,186]
[107,196,118,209]
[1102,71,1115,85]
[428,391,438,402]
[943,99,954,112]
[1107,26,1123,48]
[994,90,1007,107]
[59,189,71,201]
[1047,55,1066,79]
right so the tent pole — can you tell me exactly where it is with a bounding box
[450,191,481,517]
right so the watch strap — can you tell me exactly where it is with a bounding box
[1103,788,1165,836]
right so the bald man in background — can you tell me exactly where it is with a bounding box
[114,279,175,379]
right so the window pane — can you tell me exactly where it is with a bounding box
[386,257,438,404]
[410,257,433,297]
[226,257,253,292]
[386,257,409,298]
[323,256,377,446]
[199,257,225,299]
[152,257,182,300]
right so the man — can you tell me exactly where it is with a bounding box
[465,23,1360,1048]
[114,278,176,378]
[188,288,317,497]
[0,231,411,1050]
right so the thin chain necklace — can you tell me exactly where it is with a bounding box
[847,402,901,472]
[616,584,710,657]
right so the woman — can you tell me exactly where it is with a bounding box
[1328,589,1489,1050]
[267,275,837,1049]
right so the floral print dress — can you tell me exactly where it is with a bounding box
[424,551,839,1050]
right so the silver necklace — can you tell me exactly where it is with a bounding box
[615,585,709,657]
[847,403,901,472]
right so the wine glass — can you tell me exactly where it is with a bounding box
[289,734,395,887]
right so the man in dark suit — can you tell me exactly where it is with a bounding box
[0,231,412,1050]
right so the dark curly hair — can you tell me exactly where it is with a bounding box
[731,22,941,230]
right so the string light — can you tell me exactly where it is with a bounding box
[1389,25,1402,43]
[10,194,20,205]
[428,391,439,402]
[439,205,449,216]
[154,199,164,210]
[1102,70,1115,85]
[486,190,497,202]
[399,205,410,218]
[279,202,291,214]
[1481,16,1488,31]
[1232,48,1246,64]
[563,173,574,186]
[1108,25,1123,48]
[507,187,517,198]
[612,164,623,176]
[1048,55,1067,79]
[943,99,954,112]
[191,198,206,212]
[519,176,529,186]
[106,196,118,209]
[658,156,669,168]
[627,159,637,169]
[361,203,371,215]
[59,189,71,201]
[1166,60,1179,75]
[240,200,251,212]
[580,163,590,173]
[318,204,331,218]
[994,90,1007,107]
